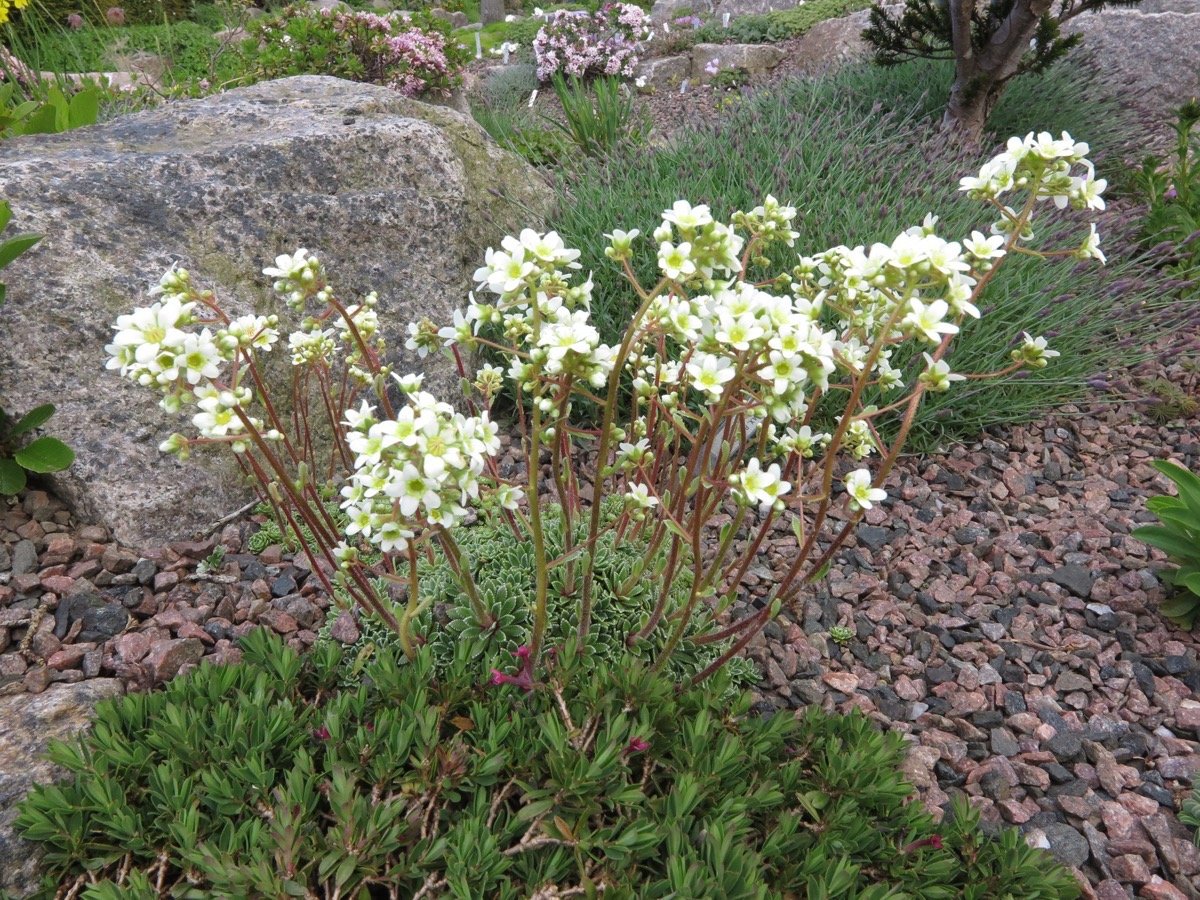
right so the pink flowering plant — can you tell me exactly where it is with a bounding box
[532,2,651,82]
[250,5,468,97]
[108,131,1106,688]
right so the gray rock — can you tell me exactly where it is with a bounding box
[0,679,124,895]
[1045,729,1084,761]
[8,540,36,576]
[1065,9,1200,122]
[786,9,875,75]
[0,76,553,548]
[691,43,785,80]
[1041,822,1091,868]
[480,0,505,24]
[1049,564,1094,599]
[990,727,1021,757]
[1054,671,1092,694]
[636,54,692,90]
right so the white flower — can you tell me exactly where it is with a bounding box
[844,469,886,511]
[494,483,524,511]
[686,352,736,399]
[1075,224,1105,264]
[625,483,658,509]
[918,353,965,392]
[388,463,442,517]
[658,241,696,280]
[1011,332,1060,369]
[903,298,959,344]
[731,458,791,510]
[662,200,713,230]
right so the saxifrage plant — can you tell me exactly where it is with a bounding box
[1133,459,1200,628]
[105,130,1106,688]
[15,628,1081,897]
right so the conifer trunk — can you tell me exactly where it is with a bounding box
[939,0,1056,143]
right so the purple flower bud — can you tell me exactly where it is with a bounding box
[67,12,84,28]
[105,6,125,25]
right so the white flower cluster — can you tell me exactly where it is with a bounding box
[263,249,332,311]
[338,389,511,552]
[105,268,284,447]
[419,228,619,407]
[107,249,389,455]
[958,131,1107,263]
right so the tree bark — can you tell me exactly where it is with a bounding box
[940,0,1055,142]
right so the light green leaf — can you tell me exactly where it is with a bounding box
[13,436,75,473]
[1132,525,1197,561]
[0,232,40,270]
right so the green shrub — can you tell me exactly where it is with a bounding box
[247,4,470,96]
[323,500,758,687]
[472,101,571,166]
[1133,459,1200,628]
[1135,99,1200,274]
[23,21,234,84]
[16,628,1080,897]
[547,58,1185,448]
[547,72,650,158]
[692,0,871,44]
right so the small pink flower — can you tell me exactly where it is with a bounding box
[901,834,943,853]
[312,726,331,741]
[489,645,535,691]
[105,6,125,25]
[624,736,650,756]
[1165,186,1178,200]
[67,12,84,28]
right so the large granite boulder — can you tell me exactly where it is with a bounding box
[0,76,554,549]
[0,679,125,896]
[1064,5,1200,121]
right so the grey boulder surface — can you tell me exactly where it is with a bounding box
[0,679,125,896]
[0,76,554,548]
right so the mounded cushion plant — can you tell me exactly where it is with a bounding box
[16,629,1080,897]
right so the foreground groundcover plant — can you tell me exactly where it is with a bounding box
[104,131,1106,687]
[15,629,1080,896]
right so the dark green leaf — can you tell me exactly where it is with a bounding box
[0,457,26,495]
[11,403,55,436]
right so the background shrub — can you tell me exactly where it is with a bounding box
[16,629,1080,897]
[691,0,871,44]
[21,21,231,82]
[547,58,1191,448]
[248,5,470,96]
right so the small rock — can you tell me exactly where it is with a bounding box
[1110,854,1152,884]
[143,638,204,684]
[260,609,298,635]
[1054,671,1092,694]
[8,540,37,576]
[1042,822,1090,868]
[822,671,859,693]
[1049,564,1094,598]
[1139,877,1188,900]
